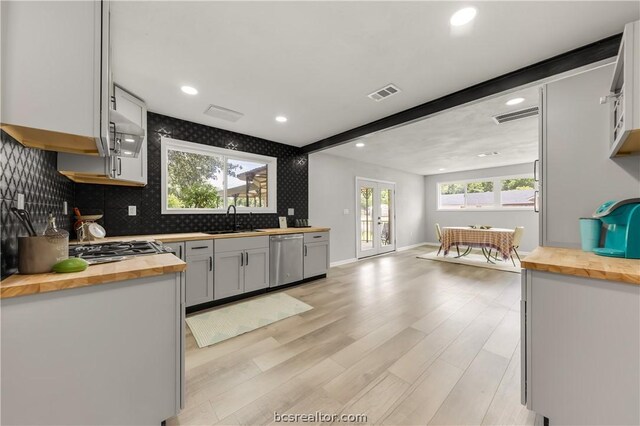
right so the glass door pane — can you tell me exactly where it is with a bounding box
[380,188,392,247]
[360,185,374,252]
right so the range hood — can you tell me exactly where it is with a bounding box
[109,108,145,158]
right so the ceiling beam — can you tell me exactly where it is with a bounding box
[301,33,621,154]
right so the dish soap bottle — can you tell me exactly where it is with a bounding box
[43,212,70,262]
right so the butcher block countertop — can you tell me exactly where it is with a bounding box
[71,227,331,244]
[0,254,186,299]
[0,227,330,299]
[522,246,640,285]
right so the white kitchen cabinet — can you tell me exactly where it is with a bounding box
[539,63,640,248]
[214,250,244,299]
[214,236,269,300]
[57,85,148,186]
[0,0,110,156]
[303,232,329,279]
[607,20,640,157]
[185,241,214,307]
[521,269,639,425]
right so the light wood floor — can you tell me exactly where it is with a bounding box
[168,246,536,425]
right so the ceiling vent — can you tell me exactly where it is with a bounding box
[492,106,538,124]
[368,84,401,102]
[203,104,244,122]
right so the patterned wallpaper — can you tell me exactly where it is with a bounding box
[74,112,309,237]
[1,131,75,279]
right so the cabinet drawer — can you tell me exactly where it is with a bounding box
[185,240,213,257]
[215,236,269,253]
[304,232,329,243]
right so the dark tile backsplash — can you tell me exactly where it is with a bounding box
[1,131,74,279]
[0,112,309,279]
[74,112,309,236]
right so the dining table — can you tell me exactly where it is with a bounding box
[441,226,515,263]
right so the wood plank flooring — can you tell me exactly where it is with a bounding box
[168,246,535,425]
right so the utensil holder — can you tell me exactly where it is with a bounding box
[18,235,69,274]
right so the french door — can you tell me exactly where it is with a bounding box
[356,178,396,259]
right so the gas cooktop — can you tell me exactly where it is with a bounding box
[69,240,173,264]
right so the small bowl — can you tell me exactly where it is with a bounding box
[76,214,103,221]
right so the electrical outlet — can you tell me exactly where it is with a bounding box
[17,193,25,210]
[128,205,137,216]
[343,208,349,215]
[63,201,68,215]
[288,208,294,216]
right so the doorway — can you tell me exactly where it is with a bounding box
[356,178,396,259]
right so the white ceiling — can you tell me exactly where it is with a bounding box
[325,85,540,175]
[111,2,639,147]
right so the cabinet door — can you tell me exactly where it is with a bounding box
[244,248,269,292]
[304,242,329,279]
[184,254,214,307]
[164,242,185,261]
[1,1,100,138]
[113,86,147,185]
[214,251,243,300]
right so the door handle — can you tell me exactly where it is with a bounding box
[209,256,212,271]
[533,159,539,182]
[117,157,122,176]
[534,190,540,213]
[245,252,249,265]
[304,245,308,256]
[240,252,244,267]
[191,246,208,250]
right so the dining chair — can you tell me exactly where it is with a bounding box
[511,226,525,266]
[435,223,460,256]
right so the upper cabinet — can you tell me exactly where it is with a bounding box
[607,20,640,157]
[57,85,148,186]
[0,1,111,156]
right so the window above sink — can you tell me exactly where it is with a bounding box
[160,137,277,214]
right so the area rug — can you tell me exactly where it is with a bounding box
[186,293,313,348]
[417,249,521,274]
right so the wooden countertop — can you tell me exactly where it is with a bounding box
[0,227,331,300]
[70,227,331,244]
[0,254,186,299]
[521,247,640,285]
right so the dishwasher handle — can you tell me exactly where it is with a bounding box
[270,234,303,241]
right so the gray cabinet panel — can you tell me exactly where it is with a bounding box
[527,270,640,424]
[541,64,640,247]
[244,248,269,292]
[214,251,243,300]
[304,241,329,279]
[215,236,269,253]
[185,253,213,307]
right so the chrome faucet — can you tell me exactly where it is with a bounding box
[226,205,238,230]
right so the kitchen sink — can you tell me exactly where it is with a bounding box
[204,229,259,235]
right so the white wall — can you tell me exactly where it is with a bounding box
[425,163,539,252]
[309,153,427,263]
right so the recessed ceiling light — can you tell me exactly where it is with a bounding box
[122,150,133,155]
[506,97,525,106]
[478,151,500,157]
[438,168,446,171]
[355,142,365,148]
[450,7,477,27]
[181,85,198,95]
[124,138,135,143]
[275,116,288,123]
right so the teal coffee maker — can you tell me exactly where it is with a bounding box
[592,199,640,259]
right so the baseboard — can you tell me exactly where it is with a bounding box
[397,242,430,251]
[330,258,358,268]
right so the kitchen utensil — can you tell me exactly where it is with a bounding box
[10,207,37,236]
[76,214,103,221]
[18,234,69,274]
[73,207,82,230]
[88,223,106,239]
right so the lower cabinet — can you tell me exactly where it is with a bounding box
[214,236,269,300]
[184,240,214,307]
[303,232,329,279]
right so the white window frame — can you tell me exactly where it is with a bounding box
[161,136,277,214]
[437,173,535,212]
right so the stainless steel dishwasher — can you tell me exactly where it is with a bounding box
[269,234,303,287]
